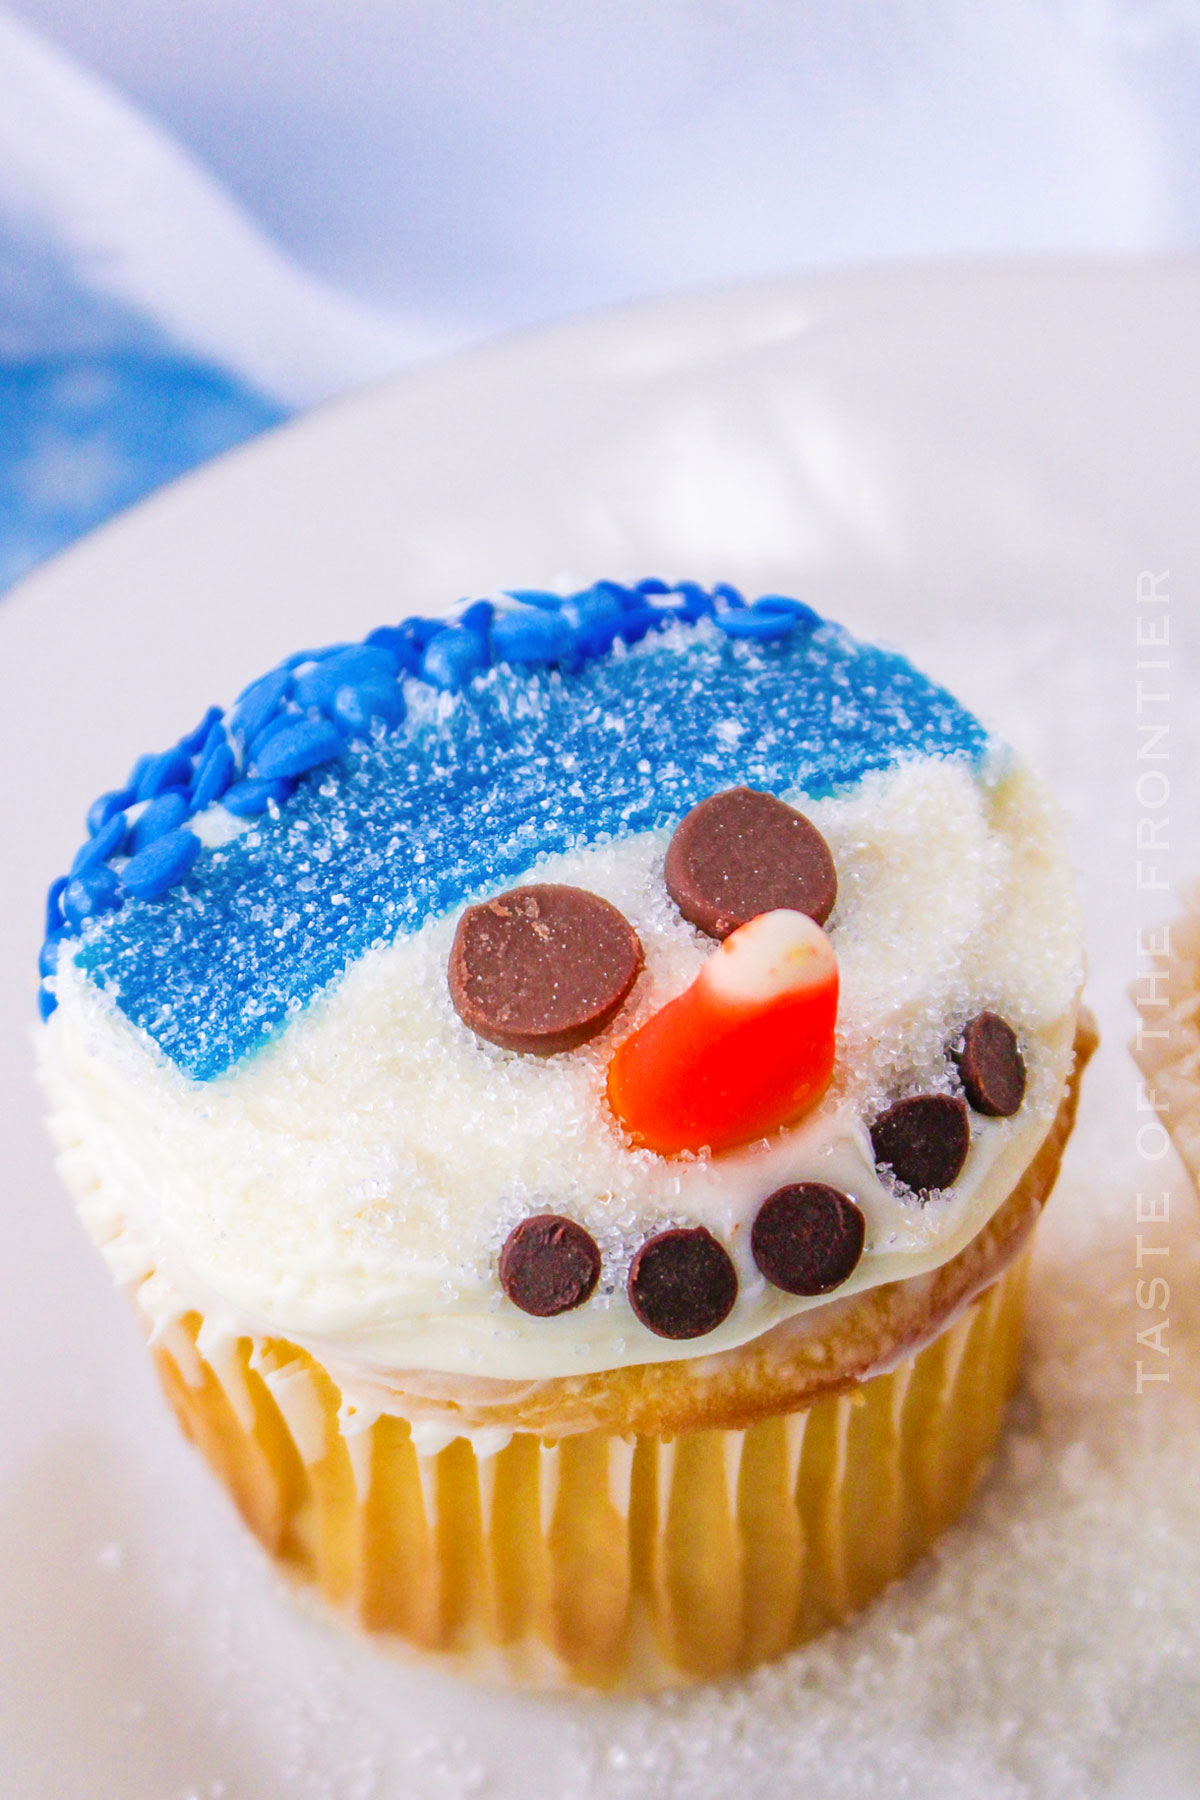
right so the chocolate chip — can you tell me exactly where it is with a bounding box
[953,1011,1027,1117]
[499,1214,601,1317]
[627,1226,738,1339]
[870,1094,970,1197]
[448,883,643,1053]
[664,786,837,940]
[751,1183,866,1295]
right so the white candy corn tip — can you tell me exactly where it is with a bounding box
[701,909,838,1006]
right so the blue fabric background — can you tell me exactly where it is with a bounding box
[0,351,284,591]
[3,2,1197,597]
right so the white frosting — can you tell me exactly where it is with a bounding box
[39,755,1085,1383]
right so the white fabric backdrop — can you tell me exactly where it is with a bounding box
[6,0,1200,398]
[0,0,1197,586]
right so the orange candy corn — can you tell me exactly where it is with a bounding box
[606,910,839,1155]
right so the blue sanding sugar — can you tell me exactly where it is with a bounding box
[74,619,989,1080]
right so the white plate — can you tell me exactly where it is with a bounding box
[2,261,1199,1800]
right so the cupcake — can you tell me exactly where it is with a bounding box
[37,580,1093,1691]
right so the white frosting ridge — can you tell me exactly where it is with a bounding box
[39,755,1085,1383]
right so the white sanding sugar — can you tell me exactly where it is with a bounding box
[560,1160,1200,1798]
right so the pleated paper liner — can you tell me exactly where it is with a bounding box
[152,1249,1030,1692]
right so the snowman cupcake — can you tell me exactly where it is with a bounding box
[37,580,1093,1689]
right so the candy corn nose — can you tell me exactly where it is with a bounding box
[702,908,838,1006]
[607,911,839,1156]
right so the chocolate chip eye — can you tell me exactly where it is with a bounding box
[664,786,837,940]
[870,1094,970,1198]
[952,1012,1026,1117]
[448,883,643,1053]
[499,1215,601,1317]
[751,1183,865,1295]
[627,1226,738,1339]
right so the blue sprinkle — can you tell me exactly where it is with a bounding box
[712,582,747,609]
[331,677,406,737]
[87,787,135,836]
[39,936,63,978]
[402,615,449,650]
[629,583,661,606]
[38,983,58,1021]
[490,607,576,666]
[635,577,672,596]
[365,625,424,676]
[178,705,223,758]
[45,876,68,936]
[191,740,236,810]
[604,581,644,608]
[561,586,626,656]
[130,791,189,852]
[714,607,799,641]
[615,605,669,646]
[136,747,193,802]
[752,594,821,630]
[122,829,201,901]
[293,645,400,710]
[671,582,718,621]
[254,718,344,781]
[71,813,127,874]
[422,625,488,691]
[280,643,350,671]
[504,588,564,611]
[231,667,292,744]
[459,600,495,635]
[194,721,226,764]
[223,776,296,817]
[127,752,154,790]
[566,583,627,618]
[63,865,122,926]
[248,706,303,759]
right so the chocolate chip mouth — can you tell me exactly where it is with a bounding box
[953,1011,1027,1117]
[751,1182,866,1295]
[870,1093,971,1197]
[627,1226,739,1339]
[499,1215,602,1317]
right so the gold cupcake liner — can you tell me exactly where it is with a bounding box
[151,1249,1031,1691]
